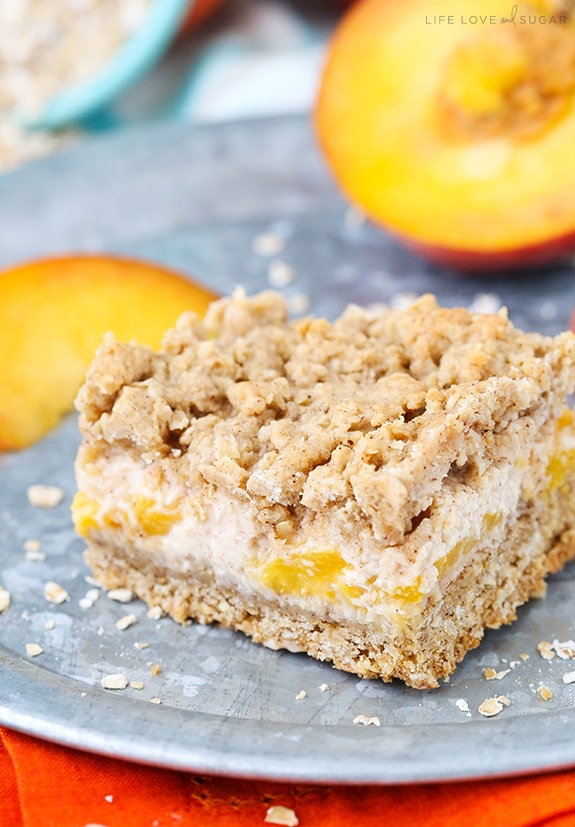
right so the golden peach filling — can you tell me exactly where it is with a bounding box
[434,512,502,581]
[71,491,99,537]
[258,549,364,603]
[389,578,424,605]
[547,449,575,491]
[546,411,575,490]
[72,491,181,538]
[439,10,575,141]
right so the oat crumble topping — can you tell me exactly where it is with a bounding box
[76,291,575,549]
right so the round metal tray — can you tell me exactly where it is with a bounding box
[2,115,575,783]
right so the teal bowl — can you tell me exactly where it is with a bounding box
[23,0,193,131]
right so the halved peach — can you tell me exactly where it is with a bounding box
[315,0,575,270]
[0,255,217,451]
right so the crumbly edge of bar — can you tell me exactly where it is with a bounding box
[74,291,575,545]
[83,481,575,690]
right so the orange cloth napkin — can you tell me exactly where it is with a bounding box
[3,726,575,826]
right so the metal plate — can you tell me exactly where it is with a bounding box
[2,115,575,784]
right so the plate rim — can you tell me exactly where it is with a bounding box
[3,643,575,784]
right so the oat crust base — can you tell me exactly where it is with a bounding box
[85,516,575,690]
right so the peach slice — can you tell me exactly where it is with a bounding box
[315,0,575,270]
[0,255,217,451]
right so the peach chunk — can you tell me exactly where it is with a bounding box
[0,255,217,451]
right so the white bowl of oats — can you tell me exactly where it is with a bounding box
[6,0,193,131]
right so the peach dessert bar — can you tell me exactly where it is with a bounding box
[72,291,575,689]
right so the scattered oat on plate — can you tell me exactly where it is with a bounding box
[27,484,64,508]
[101,674,129,690]
[265,805,299,826]
[44,581,69,605]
